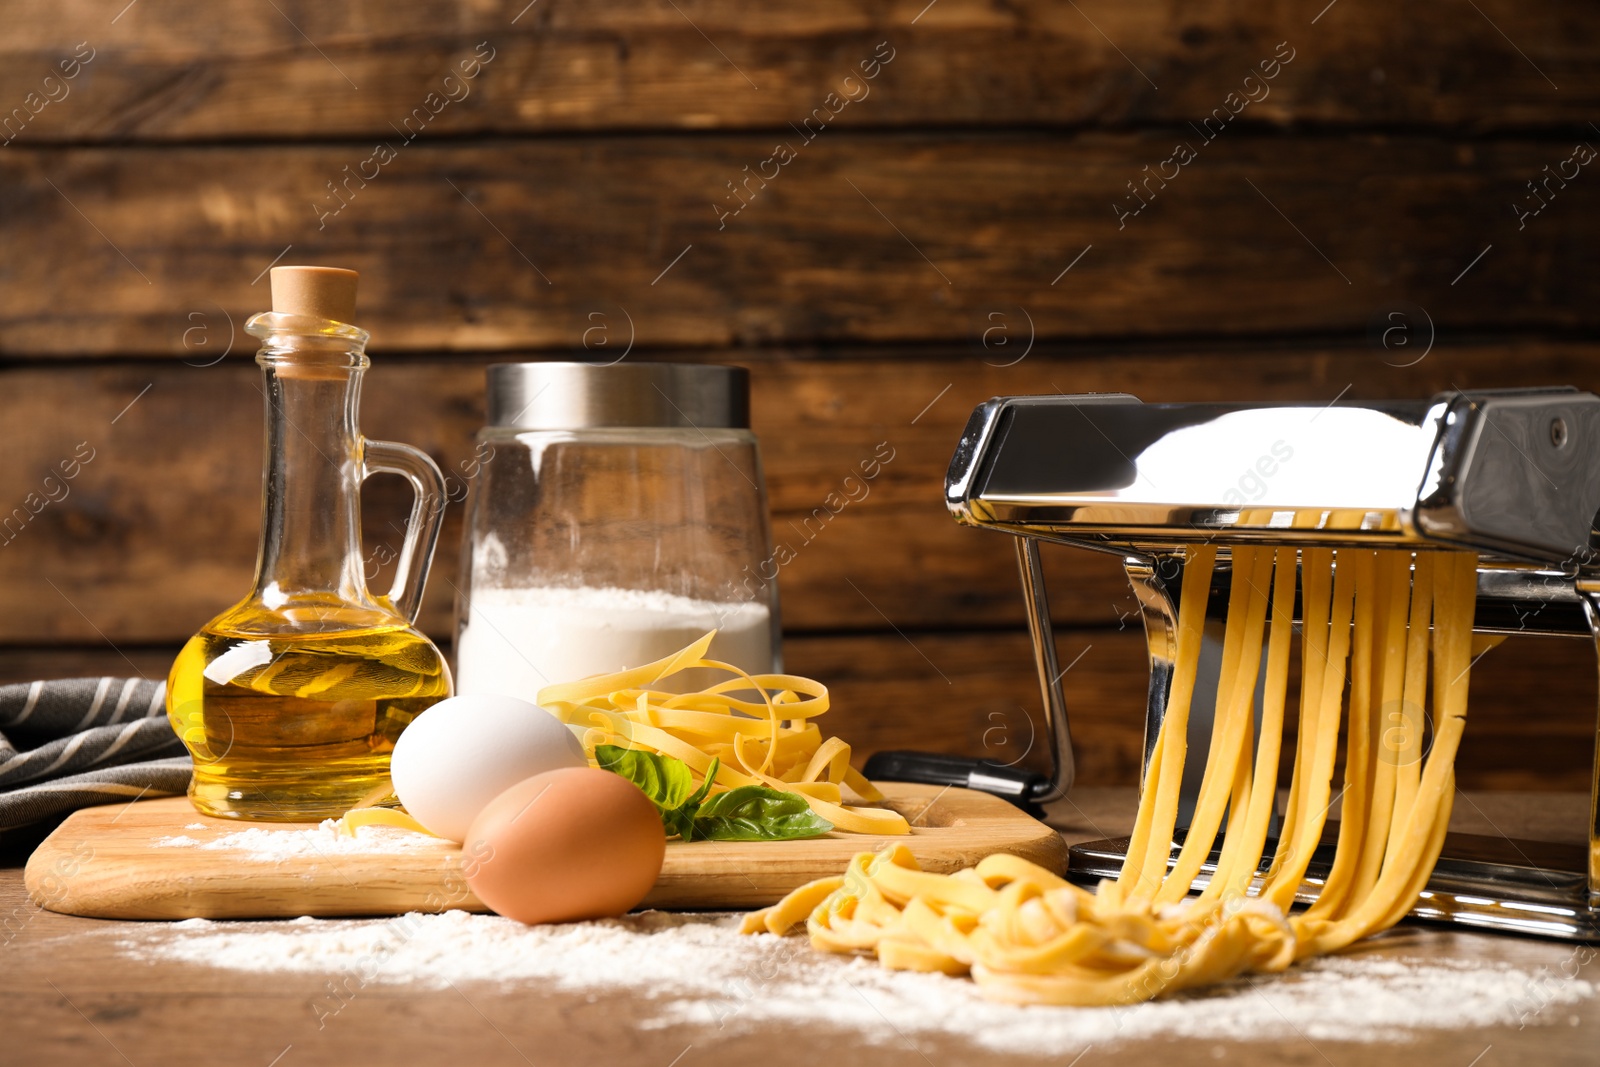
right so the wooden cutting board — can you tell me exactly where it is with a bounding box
[25,783,1067,920]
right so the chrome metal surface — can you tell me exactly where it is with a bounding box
[486,362,750,430]
[1124,555,1182,789]
[1016,538,1074,801]
[1414,390,1600,560]
[1576,579,1600,910]
[947,389,1600,563]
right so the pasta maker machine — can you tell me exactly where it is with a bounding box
[866,388,1600,940]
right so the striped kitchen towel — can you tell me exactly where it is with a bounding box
[0,678,190,831]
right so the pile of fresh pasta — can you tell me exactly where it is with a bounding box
[742,543,1482,1006]
[536,632,911,836]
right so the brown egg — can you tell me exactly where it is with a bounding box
[463,766,666,924]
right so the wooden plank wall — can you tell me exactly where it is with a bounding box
[1,1,1596,792]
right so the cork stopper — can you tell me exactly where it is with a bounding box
[270,265,359,324]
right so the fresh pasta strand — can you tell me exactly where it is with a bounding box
[536,632,911,836]
[743,541,1482,1005]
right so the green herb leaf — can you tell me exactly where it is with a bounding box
[665,756,720,839]
[663,805,698,841]
[692,784,835,841]
[683,757,720,810]
[672,758,723,844]
[594,744,694,812]
[596,747,831,841]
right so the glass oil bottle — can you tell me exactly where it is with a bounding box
[167,266,453,820]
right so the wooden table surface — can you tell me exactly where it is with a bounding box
[5,788,1596,1067]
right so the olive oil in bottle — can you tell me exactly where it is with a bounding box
[168,619,450,819]
[168,266,453,820]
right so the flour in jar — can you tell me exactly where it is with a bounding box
[454,585,775,700]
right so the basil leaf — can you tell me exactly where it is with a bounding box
[693,784,834,841]
[697,784,810,819]
[684,757,720,810]
[663,805,698,841]
[665,758,721,841]
[596,748,829,842]
[594,744,694,812]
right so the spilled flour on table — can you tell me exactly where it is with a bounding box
[149,820,442,861]
[118,911,1593,1052]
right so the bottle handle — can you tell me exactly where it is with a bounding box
[362,438,449,624]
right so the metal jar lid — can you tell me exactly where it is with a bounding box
[485,362,750,430]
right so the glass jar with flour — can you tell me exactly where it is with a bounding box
[454,363,780,698]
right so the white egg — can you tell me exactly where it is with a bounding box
[390,694,588,842]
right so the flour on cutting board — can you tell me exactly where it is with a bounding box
[150,820,442,861]
[118,911,1592,1052]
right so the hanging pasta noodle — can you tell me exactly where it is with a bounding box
[741,539,1482,1005]
[535,633,911,836]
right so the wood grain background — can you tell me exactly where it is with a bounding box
[1,1,1595,792]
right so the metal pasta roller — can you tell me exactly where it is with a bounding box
[866,387,1600,940]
